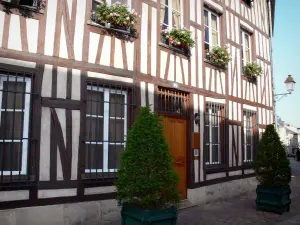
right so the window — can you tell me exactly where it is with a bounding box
[241,0,252,7]
[160,0,182,30]
[85,85,129,174]
[0,75,31,176]
[241,29,252,66]
[92,0,131,11]
[204,9,220,55]
[243,110,257,163]
[2,0,38,7]
[204,102,226,167]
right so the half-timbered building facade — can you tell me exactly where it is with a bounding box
[0,0,275,224]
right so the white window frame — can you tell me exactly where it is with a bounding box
[92,0,132,10]
[160,0,183,30]
[85,86,127,173]
[243,111,254,163]
[241,30,252,67]
[205,103,221,165]
[204,8,221,50]
[0,76,31,176]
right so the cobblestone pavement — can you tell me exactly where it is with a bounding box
[104,159,300,225]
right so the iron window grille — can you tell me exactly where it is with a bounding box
[204,102,227,169]
[84,82,136,181]
[2,0,38,7]
[0,70,36,188]
[157,87,189,116]
[243,110,258,163]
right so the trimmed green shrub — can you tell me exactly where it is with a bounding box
[253,124,291,188]
[116,106,180,210]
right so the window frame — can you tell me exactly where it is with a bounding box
[92,0,132,11]
[85,85,128,173]
[204,8,221,52]
[160,0,183,30]
[0,75,31,176]
[241,29,252,67]
[243,110,257,163]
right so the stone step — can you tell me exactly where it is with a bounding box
[178,200,197,211]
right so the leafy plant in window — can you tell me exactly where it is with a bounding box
[253,124,292,214]
[161,28,195,53]
[206,46,231,68]
[95,1,138,34]
[116,106,180,224]
[243,62,262,82]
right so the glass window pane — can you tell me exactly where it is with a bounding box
[172,10,181,28]
[108,145,123,169]
[160,3,169,28]
[0,142,22,171]
[205,26,209,43]
[109,93,125,118]
[2,82,26,110]
[212,30,218,46]
[212,145,219,163]
[204,10,208,26]
[172,0,180,11]
[85,117,103,141]
[92,0,101,10]
[0,112,23,139]
[85,144,103,170]
[211,14,218,30]
[244,34,250,48]
[111,0,128,5]
[87,90,104,116]
[245,48,250,63]
[109,119,124,142]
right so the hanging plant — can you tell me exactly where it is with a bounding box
[243,62,262,82]
[161,28,195,51]
[95,1,138,34]
[206,46,231,69]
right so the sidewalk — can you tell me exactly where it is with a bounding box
[103,160,300,225]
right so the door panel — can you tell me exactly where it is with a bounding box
[163,117,187,199]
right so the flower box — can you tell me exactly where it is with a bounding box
[243,62,262,83]
[205,46,231,69]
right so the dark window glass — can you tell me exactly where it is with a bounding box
[0,143,22,171]
[108,145,123,169]
[0,112,23,139]
[85,144,103,170]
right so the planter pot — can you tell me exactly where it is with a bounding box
[105,22,111,28]
[256,185,291,214]
[121,204,178,225]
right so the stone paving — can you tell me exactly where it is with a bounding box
[103,159,300,225]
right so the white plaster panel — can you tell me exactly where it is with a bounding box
[140,82,146,107]
[197,29,203,88]
[100,36,111,66]
[126,41,134,71]
[71,69,81,100]
[233,101,237,120]
[84,186,116,195]
[229,125,232,167]
[194,160,199,183]
[206,172,227,180]
[167,55,175,81]
[8,14,22,51]
[230,14,234,42]
[237,49,241,98]
[196,0,201,24]
[226,11,230,40]
[243,104,257,111]
[59,18,68,59]
[193,94,199,132]
[244,169,254,174]
[26,18,39,54]
[238,126,242,166]
[229,101,232,120]
[0,11,5,48]
[205,67,210,90]
[56,108,66,181]
[190,0,195,21]
[140,3,148,74]
[74,0,86,61]
[151,7,157,76]
[211,69,215,92]
[206,97,226,104]
[238,103,242,121]
[190,27,196,87]
[182,58,189,85]
[148,83,155,112]
[0,191,29,202]
[229,170,242,176]
[41,64,53,98]
[71,110,80,180]
[114,38,124,69]
[67,0,73,18]
[160,50,167,79]
[199,95,204,181]
[88,71,133,83]
[235,16,239,44]
[57,67,68,99]
[88,32,100,64]
[176,56,183,84]
[44,0,58,56]
[40,107,51,181]
[38,189,77,199]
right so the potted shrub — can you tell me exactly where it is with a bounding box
[206,46,231,69]
[161,28,195,54]
[95,1,138,34]
[116,106,180,225]
[253,124,292,214]
[243,62,262,82]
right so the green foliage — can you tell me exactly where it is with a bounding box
[162,28,195,48]
[243,62,262,80]
[207,46,232,68]
[95,1,137,31]
[116,106,180,210]
[253,124,291,188]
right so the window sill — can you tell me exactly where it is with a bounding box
[87,20,137,39]
[159,42,190,57]
[1,1,44,14]
[204,59,227,71]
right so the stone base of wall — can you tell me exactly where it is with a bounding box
[0,199,120,225]
[187,177,257,205]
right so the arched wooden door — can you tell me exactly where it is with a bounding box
[163,117,187,199]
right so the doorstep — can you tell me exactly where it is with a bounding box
[178,200,197,211]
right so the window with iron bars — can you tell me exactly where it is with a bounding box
[84,82,135,180]
[157,87,189,116]
[204,102,226,168]
[243,110,258,163]
[0,70,35,187]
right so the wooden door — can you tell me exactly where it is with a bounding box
[163,117,187,199]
